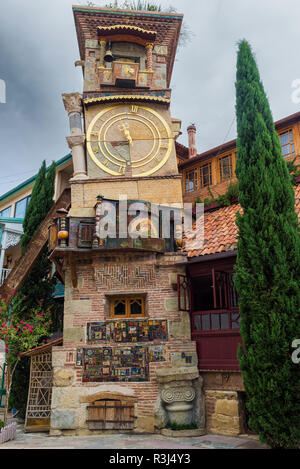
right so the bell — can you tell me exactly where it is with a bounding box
[104,43,113,63]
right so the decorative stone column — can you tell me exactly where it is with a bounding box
[99,39,107,68]
[146,43,154,71]
[66,135,87,180]
[156,366,205,431]
[161,386,195,425]
[62,92,88,180]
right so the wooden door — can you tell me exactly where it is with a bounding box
[87,399,135,430]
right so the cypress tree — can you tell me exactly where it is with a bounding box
[234,40,300,448]
[17,161,57,311]
[21,160,56,253]
[9,160,58,417]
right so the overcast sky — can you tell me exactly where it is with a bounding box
[0,0,299,195]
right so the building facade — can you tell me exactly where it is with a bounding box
[46,5,203,435]
[1,4,300,437]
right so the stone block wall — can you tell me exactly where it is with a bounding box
[69,176,183,216]
[205,390,244,436]
[50,252,198,435]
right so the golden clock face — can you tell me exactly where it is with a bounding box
[86,104,173,177]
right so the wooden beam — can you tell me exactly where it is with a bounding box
[80,392,137,404]
[0,189,71,303]
[52,257,65,284]
[68,252,78,288]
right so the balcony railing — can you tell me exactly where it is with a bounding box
[0,268,11,286]
[48,198,181,254]
[191,309,242,371]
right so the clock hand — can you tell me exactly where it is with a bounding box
[119,123,133,145]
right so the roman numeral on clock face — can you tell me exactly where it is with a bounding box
[131,105,139,113]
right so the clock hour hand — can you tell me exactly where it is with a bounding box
[119,123,133,145]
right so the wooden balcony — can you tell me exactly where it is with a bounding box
[191,309,242,371]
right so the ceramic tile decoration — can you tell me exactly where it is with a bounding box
[87,319,168,344]
[77,344,165,382]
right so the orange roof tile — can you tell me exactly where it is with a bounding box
[184,185,300,258]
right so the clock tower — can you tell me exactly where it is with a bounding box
[49,6,202,436]
[63,5,183,213]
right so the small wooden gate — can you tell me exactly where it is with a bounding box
[22,337,63,432]
[81,392,137,431]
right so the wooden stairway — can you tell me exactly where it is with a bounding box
[0,188,71,304]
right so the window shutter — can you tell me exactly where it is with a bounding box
[78,223,94,248]
[48,224,58,251]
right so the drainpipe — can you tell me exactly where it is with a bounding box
[0,225,3,247]
[0,226,7,406]
[0,305,12,408]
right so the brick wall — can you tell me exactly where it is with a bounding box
[51,252,197,434]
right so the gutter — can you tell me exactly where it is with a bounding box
[187,249,237,263]
[0,153,72,203]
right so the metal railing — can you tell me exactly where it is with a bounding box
[0,268,11,286]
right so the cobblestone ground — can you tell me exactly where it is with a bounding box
[0,421,268,449]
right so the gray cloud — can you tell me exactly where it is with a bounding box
[0,0,299,195]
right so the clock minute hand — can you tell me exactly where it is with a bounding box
[119,123,133,146]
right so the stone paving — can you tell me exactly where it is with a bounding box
[0,421,268,449]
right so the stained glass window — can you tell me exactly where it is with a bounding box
[110,297,145,318]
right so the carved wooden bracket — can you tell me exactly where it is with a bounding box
[68,253,78,288]
[52,258,65,284]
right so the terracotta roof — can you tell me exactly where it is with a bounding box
[21,335,63,357]
[184,184,300,258]
[175,141,189,160]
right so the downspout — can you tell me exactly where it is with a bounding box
[0,225,6,406]
[0,304,12,408]
[0,225,3,248]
